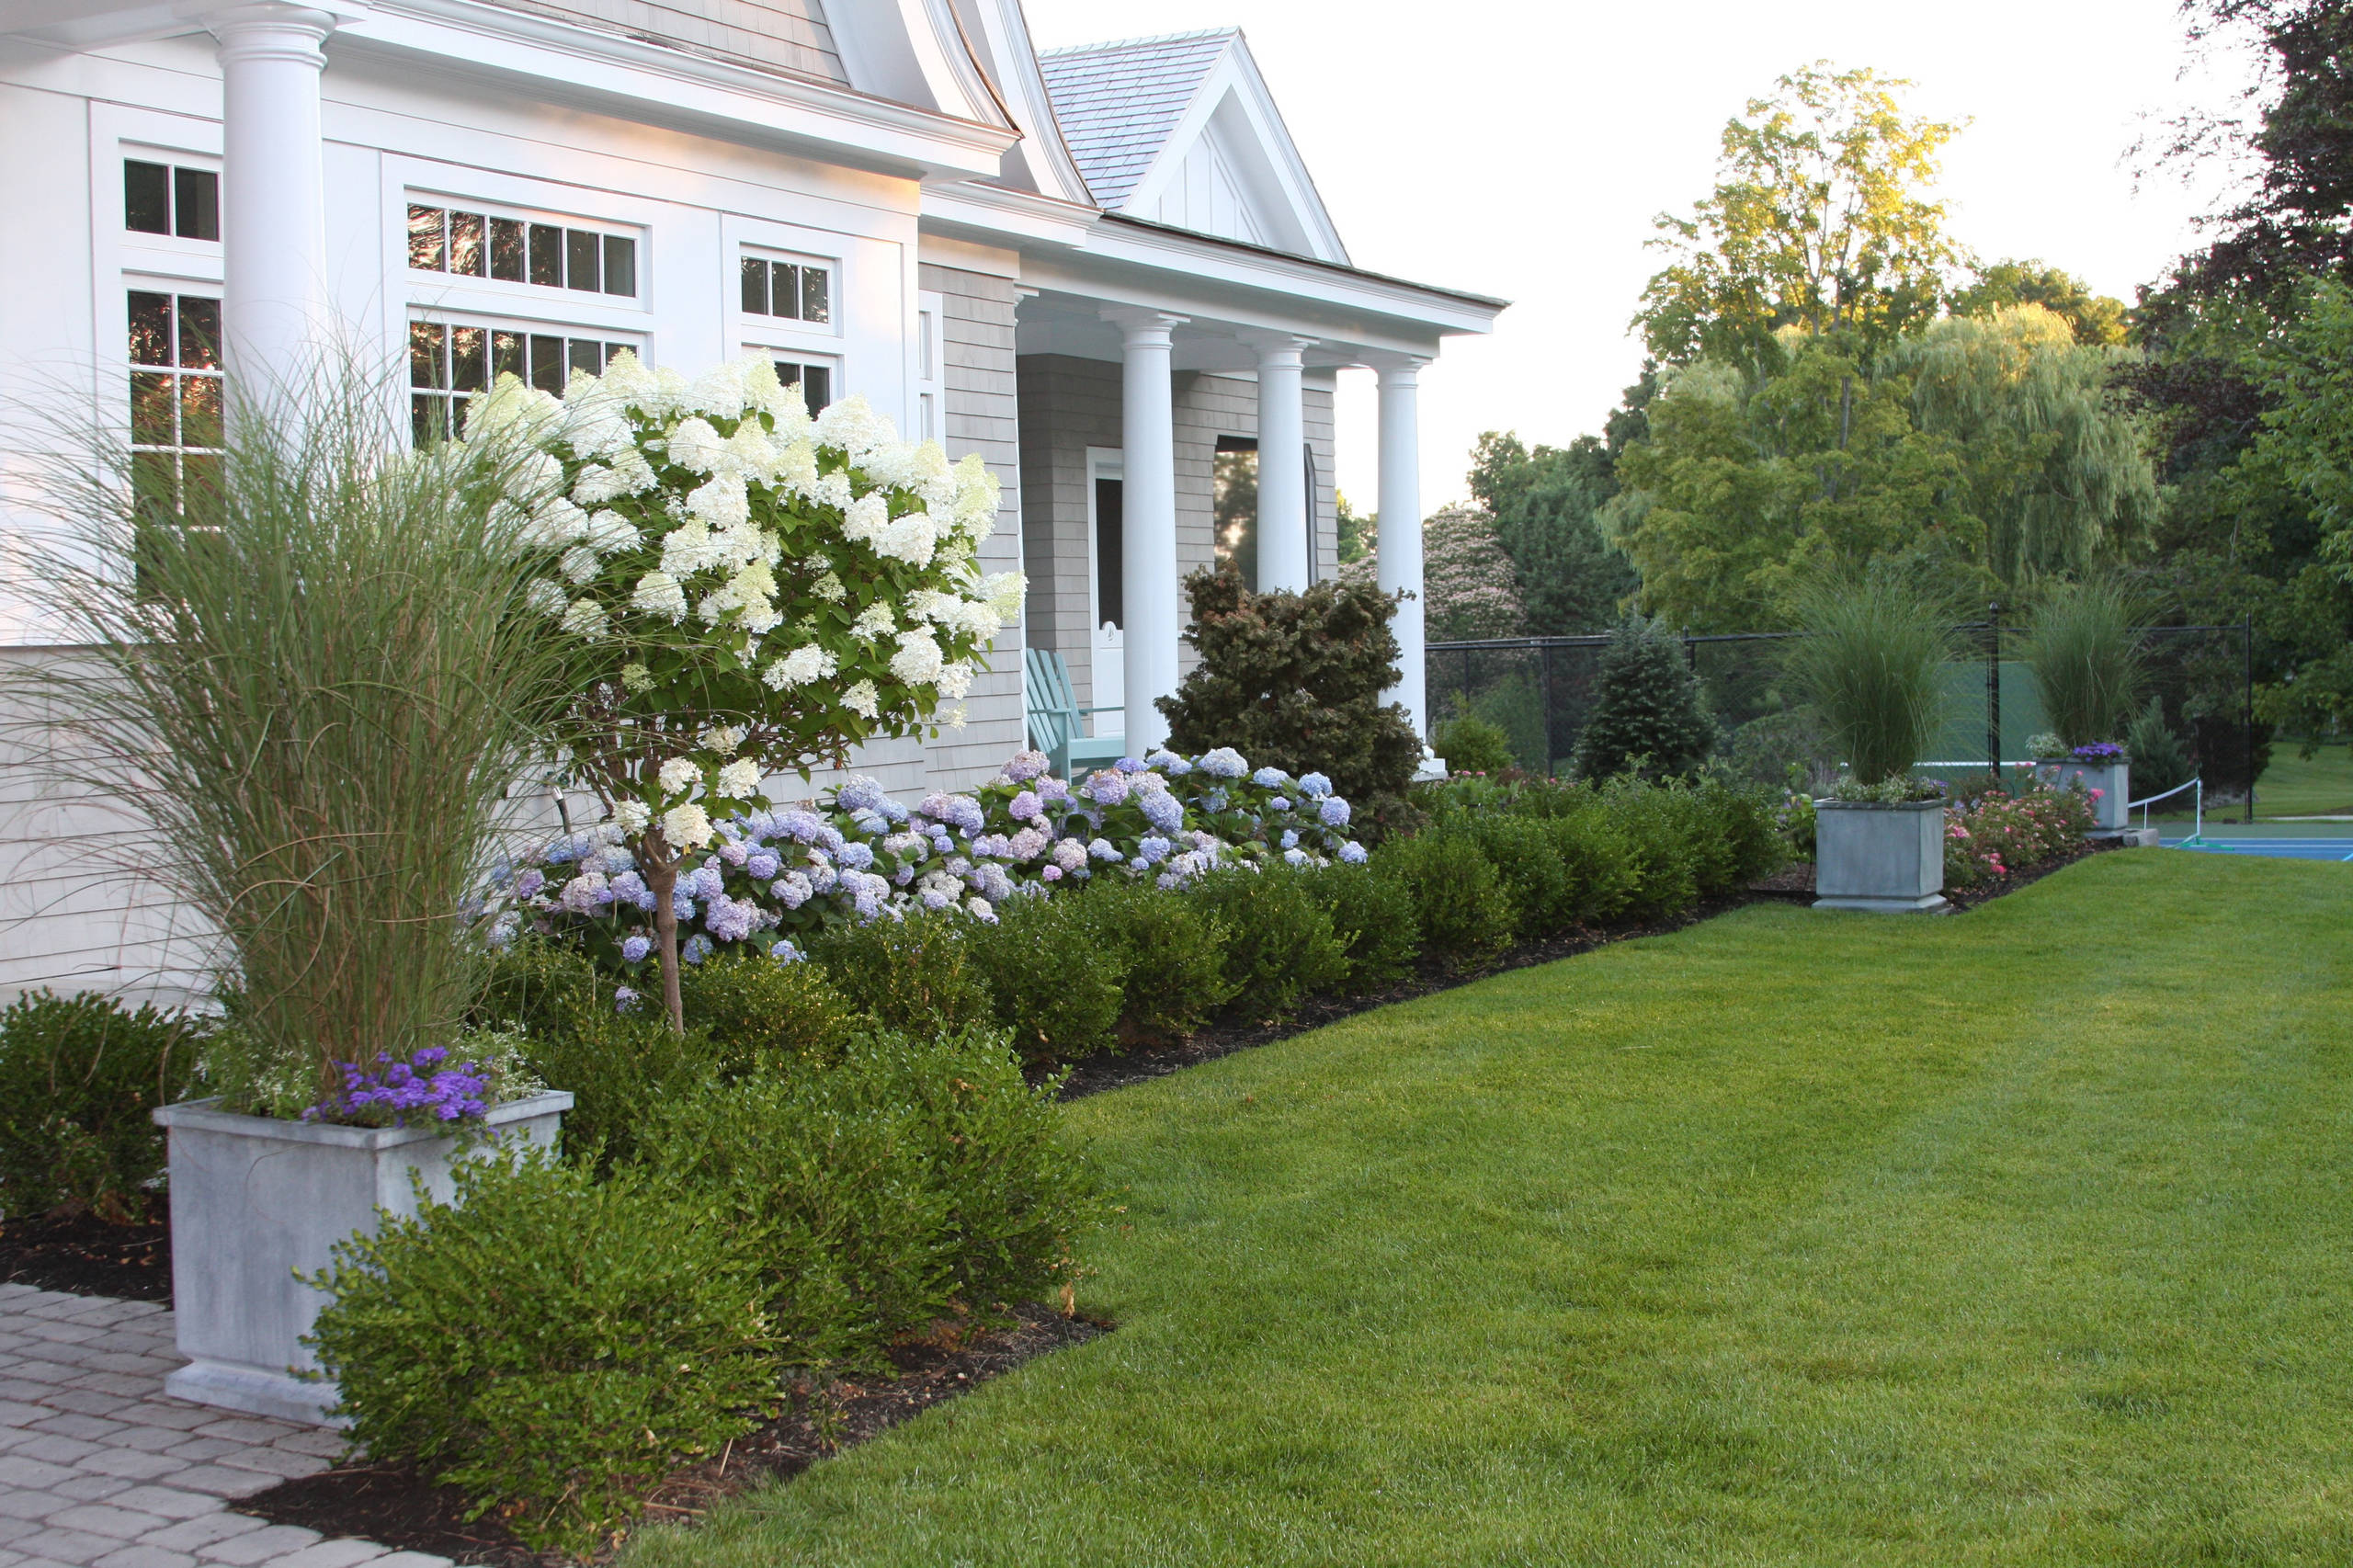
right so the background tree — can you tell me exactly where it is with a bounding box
[1467,426,1641,635]
[1950,259,2131,347]
[1637,62,1965,372]
[1416,503,1529,640]
[1572,615,1716,780]
[1335,490,1372,565]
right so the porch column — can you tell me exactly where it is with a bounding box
[1242,331,1314,593]
[1373,356,1429,736]
[1105,308,1187,756]
[207,3,346,420]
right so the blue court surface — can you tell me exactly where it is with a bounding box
[2163,835,2353,861]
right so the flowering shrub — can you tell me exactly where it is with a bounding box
[492,747,1370,990]
[1943,783,2097,888]
[2071,741,2126,763]
[464,353,1019,1027]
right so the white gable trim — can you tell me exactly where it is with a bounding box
[961,0,1094,207]
[1115,39,1346,265]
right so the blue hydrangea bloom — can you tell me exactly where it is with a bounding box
[1114,756,1146,773]
[620,935,652,963]
[838,841,876,870]
[1320,796,1352,826]
[836,777,888,813]
[1252,767,1287,789]
[1280,829,1298,849]
[1338,840,1369,865]
[1197,747,1248,779]
[1145,748,1192,776]
[681,934,714,964]
[1138,835,1171,864]
[1140,790,1184,833]
[1298,771,1332,798]
[1088,837,1120,861]
[1268,796,1290,812]
[770,939,803,963]
[1282,846,1308,866]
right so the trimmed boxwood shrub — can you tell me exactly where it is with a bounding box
[965,892,1131,1060]
[1540,808,1637,927]
[1466,814,1575,937]
[1377,831,1517,968]
[1306,861,1421,994]
[304,1149,778,1556]
[807,909,992,1035]
[1188,863,1347,1020]
[1081,880,1236,1045]
[677,952,856,1073]
[0,991,202,1223]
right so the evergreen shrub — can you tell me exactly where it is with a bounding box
[1188,864,1347,1019]
[807,909,992,1035]
[2126,698,2196,800]
[0,991,202,1222]
[677,952,856,1073]
[1467,815,1575,937]
[304,1150,777,1556]
[1573,614,1715,780]
[1305,862,1421,994]
[1378,831,1517,968]
[1538,806,1638,927]
[1157,567,1425,839]
[966,893,1131,1060]
[1081,881,1236,1044]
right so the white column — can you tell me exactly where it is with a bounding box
[1242,331,1314,593]
[207,3,347,419]
[1374,356,1429,737]
[1105,308,1187,756]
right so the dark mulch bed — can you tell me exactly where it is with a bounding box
[0,1212,172,1301]
[236,1301,1108,1567]
[1941,836,2120,911]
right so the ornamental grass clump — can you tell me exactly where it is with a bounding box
[24,368,579,1112]
[2024,578,2148,747]
[1781,576,1959,790]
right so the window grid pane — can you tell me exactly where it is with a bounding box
[127,290,225,532]
[490,219,526,282]
[528,226,563,288]
[124,162,169,234]
[408,205,447,272]
[449,211,486,278]
[801,266,828,324]
[602,234,635,297]
[173,168,219,241]
[565,229,601,292]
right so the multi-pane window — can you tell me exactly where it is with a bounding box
[406,204,637,298]
[409,320,634,443]
[769,357,832,415]
[740,254,830,324]
[124,159,219,241]
[127,290,223,526]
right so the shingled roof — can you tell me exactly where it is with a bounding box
[1036,28,1235,210]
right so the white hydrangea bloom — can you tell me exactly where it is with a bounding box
[657,756,700,795]
[940,703,967,730]
[525,578,566,617]
[518,497,589,551]
[608,448,659,494]
[873,510,938,567]
[659,520,718,579]
[937,659,974,699]
[597,349,661,412]
[572,464,624,505]
[662,801,714,849]
[560,546,600,585]
[723,421,780,483]
[773,439,819,497]
[464,378,563,447]
[842,678,881,719]
[813,472,854,509]
[812,571,847,603]
[686,473,750,530]
[560,597,608,639]
[841,493,888,545]
[715,757,763,799]
[666,417,727,475]
[584,509,639,554]
[815,393,888,460]
[851,603,895,641]
[982,572,1025,620]
[620,663,654,693]
[683,359,750,418]
[889,628,943,685]
[705,723,746,751]
[612,799,651,833]
[631,571,688,621]
[762,644,835,689]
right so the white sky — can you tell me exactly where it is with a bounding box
[1018,0,2261,511]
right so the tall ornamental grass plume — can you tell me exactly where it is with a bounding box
[2022,576,2148,747]
[17,364,578,1111]
[1781,575,1958,787]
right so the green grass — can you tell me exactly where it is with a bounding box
[2255,742,2353,818]
[628,853,2353,1567]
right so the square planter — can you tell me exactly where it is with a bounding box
[2035,759,2130,833]
[151,1090,572,1426]
[1813,799,1948,913]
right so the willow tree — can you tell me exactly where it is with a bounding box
[1898,304,2157,583]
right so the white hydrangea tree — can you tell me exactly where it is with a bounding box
[467,352,1018,1030]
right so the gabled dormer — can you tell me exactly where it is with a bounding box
[1039,28,1348,264]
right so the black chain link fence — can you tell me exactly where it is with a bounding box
[1426,619,2260,819]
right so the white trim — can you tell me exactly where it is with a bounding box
[913,286,944,441]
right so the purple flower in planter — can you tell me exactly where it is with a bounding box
[2073,742,2125,763]
[306,1045,491,1127]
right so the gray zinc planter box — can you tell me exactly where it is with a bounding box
[2037,759,2131,833]
[1813,799,1948,913]
[152,1090,572,1426]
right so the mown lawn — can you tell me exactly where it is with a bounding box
[628,851,2353,1567]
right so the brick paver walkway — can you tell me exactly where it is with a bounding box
[0,1285,445,1568]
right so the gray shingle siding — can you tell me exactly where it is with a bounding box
[479,0,847,85]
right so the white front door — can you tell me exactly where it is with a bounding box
[1086,448,1124,734]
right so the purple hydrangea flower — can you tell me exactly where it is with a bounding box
[746,851,780,881]
[703,894,759,943]
[1268,796,1290,812]
[1008,790,1042,822]
[776,809,826,843]
[1338,840,1369,865]
[1138,835,1171,865]
[774,871,813,909]
[559,873,611,915]
[1197,747,1247,779]
[1085,769,1130,806]
[1088,837,1120,862]
[609,870,654,910]
[838,841,876,870]
[1140,790,1184,834]
[514,868,545,898]
[613,987,640,1013]
[1280,829,1299,848]
[1115,756,1146,773]
[717,839,750,867]
[1320,796,1352,826]
[1005,749,1051,782]
[1038,778,1072,803]
[836,777,888,813]
[770,939,803,962]
[620,934,653,963]
[682,934,714,964]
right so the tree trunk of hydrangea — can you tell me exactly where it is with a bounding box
[640,837,687,1036]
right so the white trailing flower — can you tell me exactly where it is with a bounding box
[843,679,881,719]
[937,660,975,699]
[715,757,763,799]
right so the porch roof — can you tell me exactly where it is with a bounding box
[1037,28,1234,210]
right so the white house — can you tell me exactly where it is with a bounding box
[0,0,1503,1004]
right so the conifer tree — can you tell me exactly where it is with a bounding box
[1573,615,1716,780]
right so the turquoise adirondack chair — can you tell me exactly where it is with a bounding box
[1024,647,1128,778]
